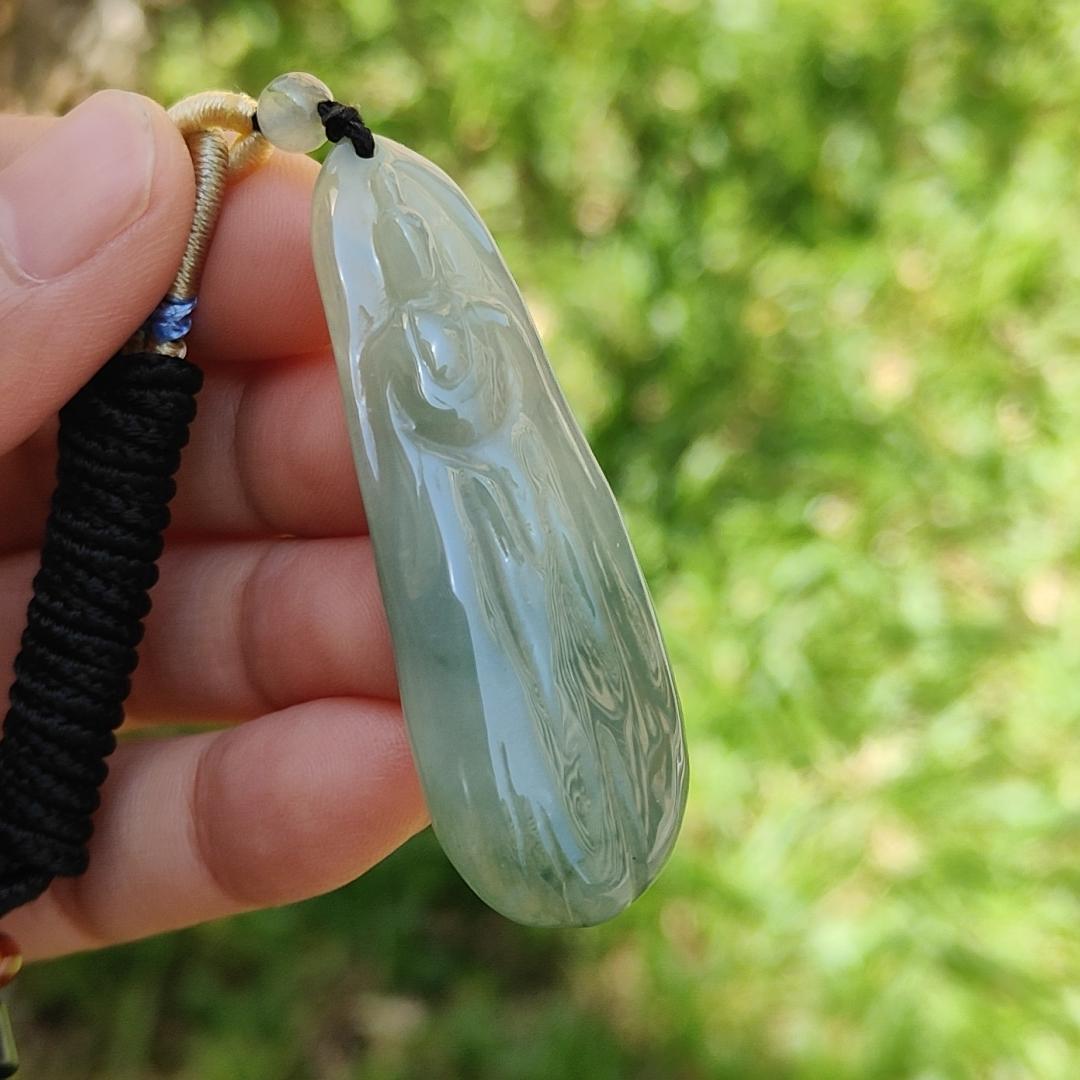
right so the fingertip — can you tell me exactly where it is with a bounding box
[188,150,328,364]
[72,92,196,338]
[0,92,197,453]
[133,92,197,279]
[53,92,196,371]
[0,699,427,959]
[197,698,427,907]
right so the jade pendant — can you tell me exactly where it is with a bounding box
[311,136,688,927]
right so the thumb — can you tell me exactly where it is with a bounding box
[0,90,195,456]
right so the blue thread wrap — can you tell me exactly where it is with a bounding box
[147,296,198,343]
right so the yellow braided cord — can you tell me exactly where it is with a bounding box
[168,90,273,180]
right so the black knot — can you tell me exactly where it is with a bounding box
[317,100,375,159]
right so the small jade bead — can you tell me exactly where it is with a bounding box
[256,72,332,153]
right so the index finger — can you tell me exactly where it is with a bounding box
[0,113,330,367]
[188,148,329,365]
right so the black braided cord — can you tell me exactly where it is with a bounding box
[316,100,375,158]
[0,350,202,917]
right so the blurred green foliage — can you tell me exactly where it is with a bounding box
[17,0,1080,1075]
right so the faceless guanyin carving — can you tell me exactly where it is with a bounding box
[313,135,687,927]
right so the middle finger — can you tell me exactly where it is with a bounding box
[0,352,368,551]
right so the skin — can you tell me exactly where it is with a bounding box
[0,93,427,961]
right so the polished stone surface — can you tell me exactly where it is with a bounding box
[312,136,688,927]
[256,72,332,153]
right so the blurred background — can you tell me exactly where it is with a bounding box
[4,0,1080,1076]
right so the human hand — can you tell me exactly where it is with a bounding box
[0,91,426,960]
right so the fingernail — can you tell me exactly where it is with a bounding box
[0,90,156,282]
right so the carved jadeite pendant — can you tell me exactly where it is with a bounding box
[259,74,688,927]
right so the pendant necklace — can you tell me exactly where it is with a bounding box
[0,73,689,1073]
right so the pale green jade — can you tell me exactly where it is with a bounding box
[311,136,688,927]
